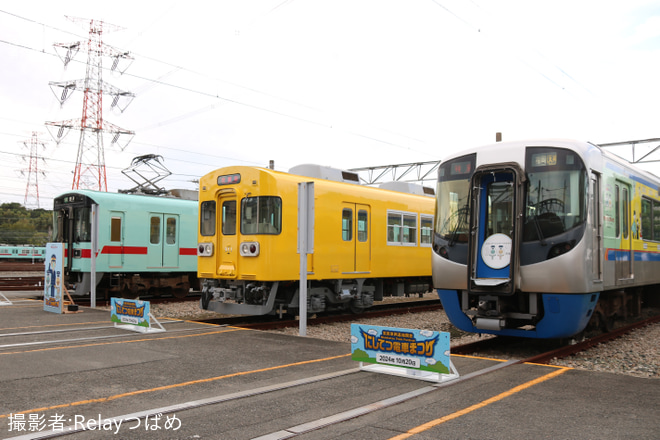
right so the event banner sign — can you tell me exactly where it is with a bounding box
[111,298,151,328]
[351,324,452,379]
[43,243,64,314]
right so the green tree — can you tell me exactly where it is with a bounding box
[0,203,52,245]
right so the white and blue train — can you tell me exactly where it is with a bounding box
[433,139,660,338]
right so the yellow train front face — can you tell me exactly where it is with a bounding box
[198,165,434,315]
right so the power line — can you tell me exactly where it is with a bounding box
[0,10,432,156]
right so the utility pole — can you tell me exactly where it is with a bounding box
[46,16,135,192]
[20,132,47,208]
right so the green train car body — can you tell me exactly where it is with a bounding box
[53,190,199,298]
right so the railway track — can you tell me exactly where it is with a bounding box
[195,299,443,329]
[0,262,45,290]
[0,262,44,272]
[0,276,44,290]
[451,313,660,365]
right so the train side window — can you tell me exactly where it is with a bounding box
[166,217,176,245]
[615,185,620,237]
[402,214,417,244]
[357,210,368,242]
[111,217,122,242]
[387,212,402,243]
[150,216,161,244]
[342,209,353,241]
[654,202,660,241]
[200,201,216,237]
[641,197,660,241]
[622,188,629,239]
[387,211,417,246]
[420,215,433,246]
[641,198,652,240]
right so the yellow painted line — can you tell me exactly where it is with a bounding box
[0,352,352,418]
[388,366,570,440]
[0,326,245,356]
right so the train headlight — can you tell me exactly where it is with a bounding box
[547,241,574,260]
[198,242,214,257]
[240,241,260,257]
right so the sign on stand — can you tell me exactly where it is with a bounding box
[351,324,459,383]
[111,298,165,333]
[43,243,64,314]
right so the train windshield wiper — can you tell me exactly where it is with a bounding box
[448,206,468,246]
[528,212,547,246]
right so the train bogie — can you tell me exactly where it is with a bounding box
[433,139,659,338]
[198,165,434,315]
[52,190,198,298]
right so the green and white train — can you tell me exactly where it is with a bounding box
[52,190,199,299]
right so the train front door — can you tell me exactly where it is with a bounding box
[468,167,522,295]
[218,196,238,278]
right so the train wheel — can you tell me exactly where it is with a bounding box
[350,304,365,314]
[121,286,139,299]
[172,288,188,298]
[593,310,613,333]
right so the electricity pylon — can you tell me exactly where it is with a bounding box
[20,132,47,208]
[46,16,135,192]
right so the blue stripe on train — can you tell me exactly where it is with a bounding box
[606,249,660,262]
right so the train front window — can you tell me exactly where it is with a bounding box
[486,181,513,237]
[200,201,216,237]
[241,197,282,235]
[524,147,587,241]
[73,207,91,242]
[435,154,475,243]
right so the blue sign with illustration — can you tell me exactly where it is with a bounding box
[351,324,451,375]
[111,298,151,328]
[43,243,64,314]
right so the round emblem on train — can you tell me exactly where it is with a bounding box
[481,234,512,269]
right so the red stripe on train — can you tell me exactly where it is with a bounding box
[68,247,196,258]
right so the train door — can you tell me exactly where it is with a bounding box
[109,212,124,268]
[591,172,603,283]
[147,213,181,268]
[615,181,633,282]
[356,205,371,272]
[340,203,371,273]
[218,196,238,277]
[468,166,522,295]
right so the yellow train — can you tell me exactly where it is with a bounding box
[197,164,435,315]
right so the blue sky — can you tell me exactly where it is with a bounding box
[1,0,659,207]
